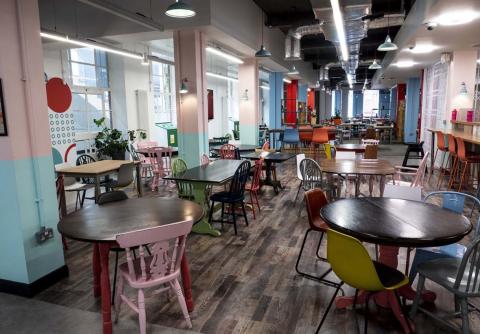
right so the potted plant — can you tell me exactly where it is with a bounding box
[333,110,342,125]
[128,129,147,143]
[93,117,129,160]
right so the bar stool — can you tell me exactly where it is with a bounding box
[438,134,456,189]
[449,137,480,191]
[428,131,448,183]
[402,141,425,168]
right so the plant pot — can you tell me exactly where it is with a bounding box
[111,149,126,160]
[333,118,342,125]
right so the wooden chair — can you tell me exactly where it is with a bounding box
[172,158,193,200]
[390,152,430,187]
[220,144,238,160]
[114,220,194,333]
[364,145,378,159]
[450,137,480,191]
[201,153,210,166]
[245,158,263,219]
[362,139,380,146]
[208,161,250,235]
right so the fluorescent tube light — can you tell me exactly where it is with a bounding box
[260,85,270,90]
[395,60,416,68]
[205,46,244,64]
[40,31,142,60]
[283,78,292,84]
[330,0,349,61]
[206,72,238,82]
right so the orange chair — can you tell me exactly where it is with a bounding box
[325,126,336,141]
[449,137,480,191]
[428,131,448,183]
[438,134,456,189]
[299,126,313,147]
[311,128,329,159]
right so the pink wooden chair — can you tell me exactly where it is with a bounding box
[262,140,270,150]
[220,144,238,159]
[114,220,194,333]
[137,140,158,149]
[201,153,210,166]
[147,148,164,191]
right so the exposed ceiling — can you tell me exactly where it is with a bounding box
[253,0,414,89]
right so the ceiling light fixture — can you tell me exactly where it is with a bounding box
[433,10,480,26]
[40,31,142,60]
[330,0,349,61]
[395,60,416,68]
[283,78,292,84]
[255,12,272,58]
[408,44,437,54]
[165,0,196,18]
[287,65,299,75]
[206,46,244,64]
[206,72,238,82]
[141,53,150,66]
[368,59,382,70]
[378,35,398,51]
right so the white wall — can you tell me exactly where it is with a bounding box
[207,77,229,138]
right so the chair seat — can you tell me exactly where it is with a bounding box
[119,256,179,289]
[311,217,328,232]
[417,258,480,296]
[210,191,244,203]
[373,261,409,289]
[64,182,95,192]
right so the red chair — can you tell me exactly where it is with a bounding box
[262,140,270,150]
[299,126,313,147]
[220,144,238,159]
[450,137,480,191]
[245,158,263,219]
[429,131,448,183]
[311,128,329,159]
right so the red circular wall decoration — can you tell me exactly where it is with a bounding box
[46,77,72,113]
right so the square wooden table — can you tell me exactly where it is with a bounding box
[56,160,142,203]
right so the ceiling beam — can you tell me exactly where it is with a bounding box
[265,12,318,28]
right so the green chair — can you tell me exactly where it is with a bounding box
[316,229,411,333]
[172,158,193,200]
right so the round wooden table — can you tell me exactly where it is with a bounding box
[58,197,204,334]
[320,159,395,197]
[321,198,472,333]
[335,144,366,154]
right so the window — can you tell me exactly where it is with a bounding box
[67,48,111,135]
[151,61,176,125]
[363,90,380,118]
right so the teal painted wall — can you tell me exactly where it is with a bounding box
[177,131,208,168]
[379,90,391,118]
[269,72,283,147]
[239,124,257,145]
[353,91,363,117]
[298,84,307,102]
[0,155,64,284]
[405,78,421,143]
[390,87,398,121]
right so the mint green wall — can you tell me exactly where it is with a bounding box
[239,124,257,146]
[177,131,208,168]
[0,156,64,284]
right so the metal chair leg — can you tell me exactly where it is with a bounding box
[461,297,470,334]
[315,282,344,334]
[231,203,238,235]
[315,231,327,261]
[294,181,303,202]
[111,251,119,305]
[241,202,249,226]
[410,275,425,317]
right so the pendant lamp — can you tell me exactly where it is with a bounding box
[255,12,271,57]
[165,0,196,18]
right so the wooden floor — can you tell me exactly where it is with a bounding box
[35,144,480,333]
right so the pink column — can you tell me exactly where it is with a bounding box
[238,59,259,145]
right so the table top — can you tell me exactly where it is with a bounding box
[320,198,472,247]
[135,147,178,155]
[163,159,245,184]
[240,151,296,162]
[56,160,139,176]
[320,159,394,175]
[58,197,204,243]
[428,127,480,145]
[335,144,366,153]
[210,144,258,152]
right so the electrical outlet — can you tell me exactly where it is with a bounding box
[35,227,54,244]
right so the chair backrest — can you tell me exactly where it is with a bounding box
[262,140,270,150]
[304,189,329,231]
[424,191,480,235]
[364,145,378,159]
[300,158,323,190]
[283,128,300,143]
[335,151,356,160]
[227,160,251,197]
[311,128,329,144]
[383,184,422,201]
[327,229,385,291]
[448,134,456,155]
[364,127,377,139]
[172,158,192,198]
[436,131,447,151]
[362,139,380,145]
[411,151,430,187]
[220,144,238,160]
[152,147,173,174]
[453,236,480,295]
[455,137,468,161]
[76,154,96,184]
[129,144,140,161]
[250,158,264,191]
[98,190,128,205]
[201,154,210,166]
[116,162,135,187]
[296,154,306,180]
[116,220,193,282]
[137,140,158,149]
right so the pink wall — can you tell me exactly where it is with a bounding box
[238,59,259,126]
[0,0,52,161]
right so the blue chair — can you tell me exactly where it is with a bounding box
[282,128,300,151]
[408,191,480,283]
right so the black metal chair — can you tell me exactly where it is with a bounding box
[74,154,98,206]
[208,160,250,235]
[402,141,426,168]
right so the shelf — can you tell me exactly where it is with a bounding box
[450,120,480,126]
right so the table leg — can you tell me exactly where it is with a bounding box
[379,175,386,197]
[261,161,283,193]
[190,182,221,237]
[93,244,101,297]
[99,243,112,334]
[135,163,143,197]
[430,131,435,173]
[180,244,194,312]
[95,175,101,203]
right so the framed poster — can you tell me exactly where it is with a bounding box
[207,89,214,120]
[0,79,7,136]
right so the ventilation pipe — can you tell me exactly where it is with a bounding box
[284,23,323,61]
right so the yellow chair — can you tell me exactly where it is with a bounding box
[315,229,411,334]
